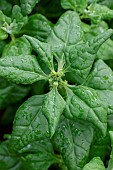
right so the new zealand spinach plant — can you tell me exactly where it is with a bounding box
[1,0,113,169]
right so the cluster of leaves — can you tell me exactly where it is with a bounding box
[1,0,113,169]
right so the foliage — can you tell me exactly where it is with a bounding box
[0,0,113,169]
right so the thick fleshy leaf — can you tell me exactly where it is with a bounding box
[11,5,28,34]
[83,21,108,41]
[65,42,95,84]
[100,0,113,9]
[20,0,39,16]
[97,90,113,115]
[108,131,113,170]
[87,29,113,55]
[64,86,107,136]
[89,134,110,161]
[83,21,113,60]
[21,14,53,41]
[47,10,92,83]
[53,116,94,170]
[0,28,8,40]
[85,57,113,160]
[84,59,113,114]
[96,39,113,60]
[61,0,87,13]
[0,55,47,84]
[83,157,105,170]
[10,95,49,152]
[0,11,11,40]
[0,40,6,55]
[0,141,25,170]
[84,59,113,90]
[47,11,83,62]
[19,139,59,170]
[25,35,53,70]
[108,114,113,130]
[0,77,30,109]
[82,3,113,22]
[0,10,11,25]
[42,88,66,137]
[66,29,113,84]
[2,37,32,57]
[47,11,113,84]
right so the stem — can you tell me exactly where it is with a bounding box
[58,54,65,72]
[55,154,68,170]
[59,162,68,170]
[10,34,15,41]
[58,61,63,70]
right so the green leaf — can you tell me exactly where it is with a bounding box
[83,21,108,41]
[25,35,54,71]
[65,43,95,84]
[21,14,53,42]
[47,11,83,62]
[11,5,28,34]
[84,59,113,90]
[82,21,113,60]
[87,29,113,54]
[0,11,10,38]
[108,114,113,130]
[42,88,66,137]
[83,157,105,170]
[53,116,94,170]
[0,6,27,36]
[64,86,107,136]
[97,90,113,115]
[20,0,38,16]
[61,0,87,13]
[84,59,113,114]
[100,0,113,9]
[96,39,113,60]
[66,29,113,83]
[0,29,8,40]
[89,134,110,161]
[108,131,113,170]
[0,10,11,25]
[0,140,25,170]
[2,36,32,57]
[0,54,47,84]
[110,128,113,138]
[47,11,113,84]
[19,139,59,170]
[0,40,6,55]
[0,77,30,109]
[0,11,11,39]
[82,3,113,23]
[10,95,49,152]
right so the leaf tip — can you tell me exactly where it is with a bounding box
[88,29,113,54]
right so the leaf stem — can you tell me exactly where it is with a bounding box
[55,154,68,170]
[10,34,15,41]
